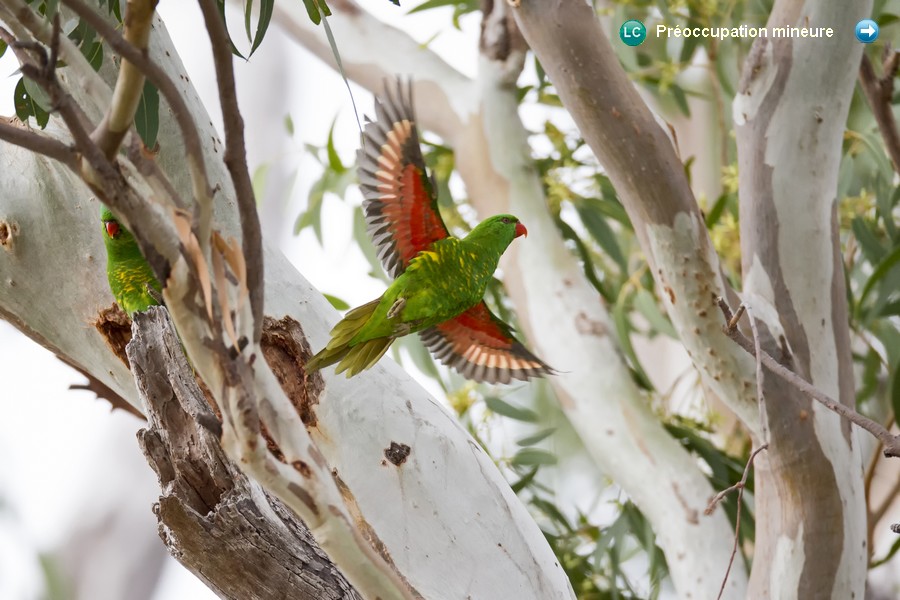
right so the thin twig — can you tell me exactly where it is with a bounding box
[197,0,264,342]
[60,0,214,245]
[726,303,745,330]
[706,444,768,600]
[705,444,768,515]
[859,51,900,174]
[717,298,900,457]
[58,355,143,419]
[0,118,79,171]
[90,0,157,160]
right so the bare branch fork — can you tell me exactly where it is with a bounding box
[717,298,900,458]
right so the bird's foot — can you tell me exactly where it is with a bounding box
[387,297,406,319]
[147,283,164,306]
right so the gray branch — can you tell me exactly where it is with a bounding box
[128,307,360,600]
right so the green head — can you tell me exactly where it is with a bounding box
[465,214,528,248]
[100,206,140,258]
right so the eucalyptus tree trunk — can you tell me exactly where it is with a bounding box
[734,1,871,597]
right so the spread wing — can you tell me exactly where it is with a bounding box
[419,302,555,384]
[358,80,450,278]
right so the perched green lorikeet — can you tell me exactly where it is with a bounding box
[101,206,162,317]
[306,82,554,384]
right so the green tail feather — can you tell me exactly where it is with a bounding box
[334,338,393,377]
[306,299,395,377]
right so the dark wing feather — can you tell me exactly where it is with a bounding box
[419,302,555,384]
[358,80,450,278]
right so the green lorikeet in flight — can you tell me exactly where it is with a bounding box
[101,206,162,318]
[306,82,554,384]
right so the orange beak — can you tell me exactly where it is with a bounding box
[105,221,120,238]
[515,222,528,238]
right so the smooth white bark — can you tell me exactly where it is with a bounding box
[734,0,870,597]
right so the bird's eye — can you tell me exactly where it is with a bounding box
[501,217,511,224]
[105,221,120,238]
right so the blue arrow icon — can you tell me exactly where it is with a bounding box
[855,19,879,43]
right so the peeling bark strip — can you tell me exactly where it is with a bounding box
[261,315,322,427]
[0,219,18,250]
[128,307,361,600]
[94,303,133,366]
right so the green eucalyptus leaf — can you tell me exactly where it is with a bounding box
[323,293,350,310]
[705,193,730,228]
[251,163,270,204]
[858,244,900,315]
[671,84,691,117]
[634,289,678,339]
[134,80,159,149]
[510,466,539,493]
[554,217,612,301]
[484,396,539,422]
[83,41,103,71]
[516,427,556,446]
[871,534,900,568]
[22,77,51,113]
[612,292,654,390]
[216,0,247,58]
[512,448,558,466]
[14,78,49,129]
[850,217,887,263]
[879,183,897,239]
[249,0,274,56]
[326,118,346,173]
[408,0,459,14]
[302,0,322,24]
[576,200,627,272]
[244,0,254,43]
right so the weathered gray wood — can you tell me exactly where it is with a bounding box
[128,307,360,600]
